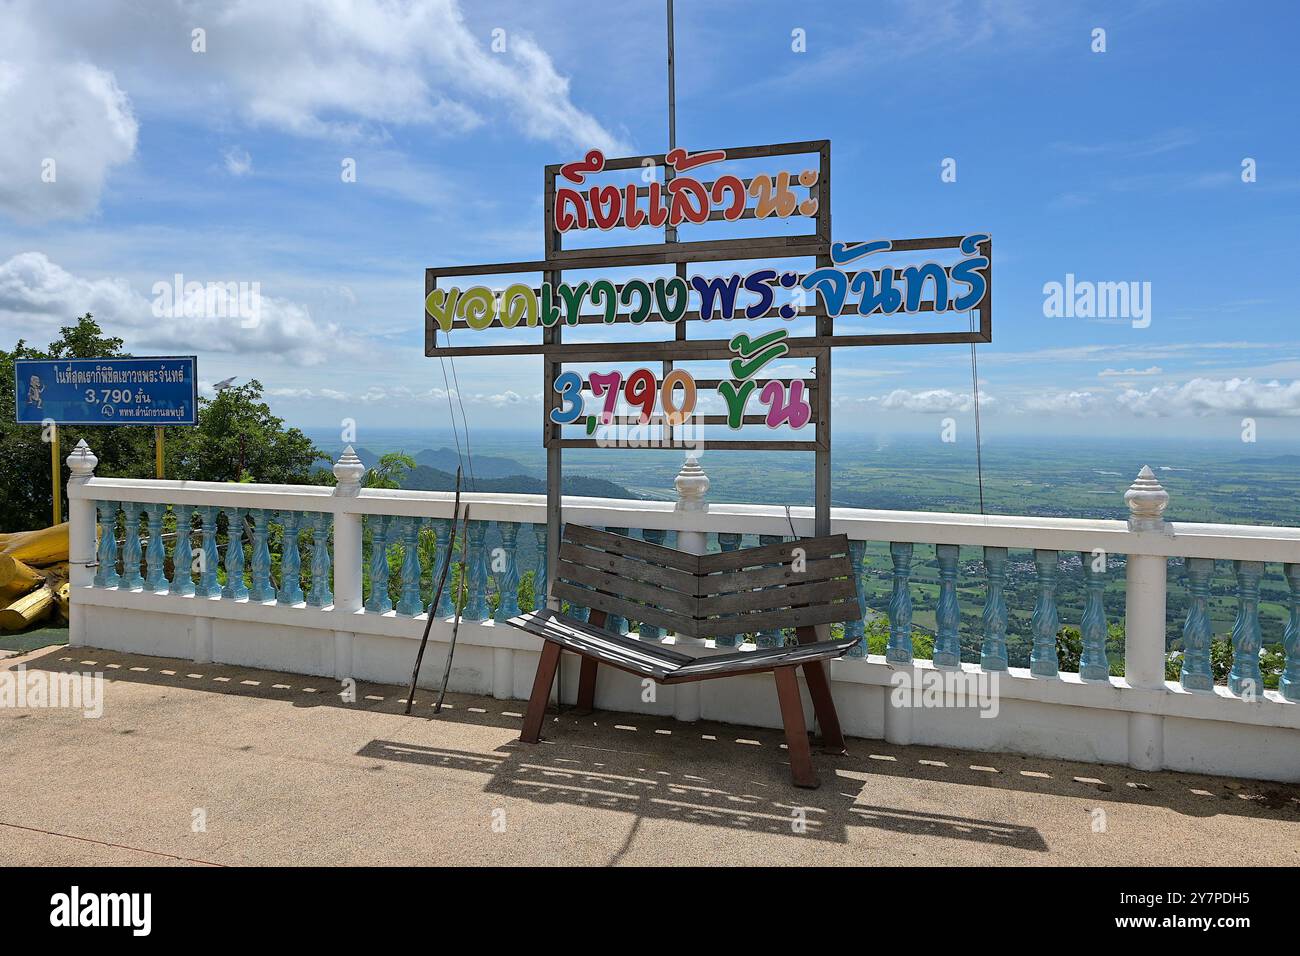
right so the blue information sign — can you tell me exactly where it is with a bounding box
[14,356,198,426]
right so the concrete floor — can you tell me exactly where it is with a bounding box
[2,645,1298,866]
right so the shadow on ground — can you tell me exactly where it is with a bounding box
[20,646,1300,853]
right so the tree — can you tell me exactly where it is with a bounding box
[168,380,327,484]
[1,316,332,530]
[365,452,416,489]
[0,315,153,530]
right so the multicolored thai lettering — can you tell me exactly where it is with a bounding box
[425,235,989,333]
[553,147,820,234]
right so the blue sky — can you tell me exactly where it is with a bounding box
[2,0,1298,448]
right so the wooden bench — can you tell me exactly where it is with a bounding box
[506,525,863,788]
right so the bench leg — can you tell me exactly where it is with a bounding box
[774,665,819,789]
[570,609,606,716]
[520,642,561,744]
[574,655,598,715]
[802,661,846,754]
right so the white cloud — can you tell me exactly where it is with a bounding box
[222,146,252,177]
[1116,378,1300,418]
[263,383,538,408]
[1098,366,1162,377]
[0,60,138,221]
[1018,390,1105,415]
[11,0,627,149]
[874,388,992,414]
[0,0,626,220]
[0,252,367,366]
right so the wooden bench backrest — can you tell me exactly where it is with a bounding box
[552,524,862,640]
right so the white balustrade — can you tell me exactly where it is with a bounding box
[63,443,1300,782]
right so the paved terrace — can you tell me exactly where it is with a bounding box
[2,645,1297,867]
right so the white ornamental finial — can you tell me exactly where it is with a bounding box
[333,445,366,496]
[674,455,709,513]
[66,438,98,482]
[1125,465,1169,531]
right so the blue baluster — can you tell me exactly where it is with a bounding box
[1282,563,1300,703]
[306,512,333,607]
[119,505,144,589]
[531,522,548,611]
[934,544,961,668]
[366,515,393,613]
[93,501,120,588]
[1230,560,1265,698]
[248,509,274,601]
[603,526,630,634]
[639,527,668,641]
[222,507,248,600]
[1030,550,1060,678]
[277,511,304,605]
[196,506,220,597]
[464,520,488,621]
[842,538,866,655]
[885,542,913,663]
[430,518,454,616]
[396,517,423,615]
[1078,551,1110,680]
[981,546,1009,671]
[1180,557,1215,692]
[143,504,169,591]
[169,505,195,596]
[494,521,521,622]
[715,531,743,647]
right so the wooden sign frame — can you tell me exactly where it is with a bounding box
[422,138,992,566]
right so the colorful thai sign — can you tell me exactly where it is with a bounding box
[554,147,818,232]
[425,236,990,332]
[551,329,809,433]
[423,139,991,450]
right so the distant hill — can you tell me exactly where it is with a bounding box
[1234,453,1300,465]
[400,464,640,500]
[412,447,539,478]
[347,446,540,479]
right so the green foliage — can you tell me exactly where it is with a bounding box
[366,452,416,490]
[1056,623,1127,677]
[167,379,327,484]
[519,570,536,613]
[1211,637,1233,683]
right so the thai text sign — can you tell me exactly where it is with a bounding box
[14,356,198,425]
[423,139,992,453]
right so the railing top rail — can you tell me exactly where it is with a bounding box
[71,477,1300,563]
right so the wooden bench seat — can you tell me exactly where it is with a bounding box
[506,525,863,788]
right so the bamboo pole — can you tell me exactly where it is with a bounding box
[0,524,69,566]
[0,585,53,631]
[0,555,42,591]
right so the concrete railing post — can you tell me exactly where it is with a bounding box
[331,446,366,679]
[1123,465,1170,771]
[65,440,98,647]
[672,455,709,721]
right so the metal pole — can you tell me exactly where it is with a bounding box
[666,0,677,150]
[155,425,165,479]
[51,424,61,525]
